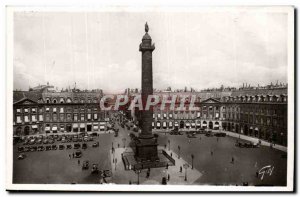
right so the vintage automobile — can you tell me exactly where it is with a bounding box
[36,139,42,144]
[37,146,45,151]
[59,145,65,150]
[66,144,72,149]
[48,139,55,144]
[82,160,89,170]
[24,147,30,152]
[91,164,99,174]
[18,147,24,152]
[82,143,87,149]
[18,153,26,160]
[74,143,81,149]
[30,146,37,152]
[92,142,99,148]
[46,145,52,151]
[43,139,49,144]
[75,150,82,158]
[51,145,57,150]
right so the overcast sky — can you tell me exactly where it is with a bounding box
[13,10,288,93]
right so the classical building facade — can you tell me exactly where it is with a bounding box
[131,86,288,146]
[13,85,112,136]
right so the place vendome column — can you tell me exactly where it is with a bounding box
[135,23,159,162]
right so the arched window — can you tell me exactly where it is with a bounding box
[60,98,65,103]
[66,98,72,103]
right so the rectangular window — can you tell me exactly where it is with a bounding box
[46,107,50,112]
[74,114,78,121]
[67,114,72,121]
[24,108,29,113]
[17,109,21,113]
[94,114,98,120]
[32,108,36,113]
[24,116,29,122]
[39,115,43,121]
[32,115,36,122]
[81,114,85,121]
[45,114,50,121]
[16,116,22,123]
[53,108,57,113]
[60,114,64,121]
[60,108,64,113]
[53,114,57,121]
[87,114,91,120]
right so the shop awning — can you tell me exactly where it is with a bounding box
[191,123,196,127]
[196,122,201,126]
[202,122,207,126]
[45,127,50,131]
[174,122,179,127]
[80,123,85,128]
[32,125,38,129]
[93,125,99,130]
[100,122,106,125]
[169,122,173,127]
[100,125,105,129]
[255,127,259,131]
[185,123,190,127]
[73,124,78,128]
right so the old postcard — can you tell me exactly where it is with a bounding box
[6,6,294,192]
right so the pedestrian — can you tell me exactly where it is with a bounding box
[164,144,167,149]
[180,166,182,173]
[78,159,80,165]
[167,174,170,181]
[72,153,74,158]
[170,152,173,157]
[118,143,120,148]
[256,171,259,178]
[217,137,219,142]
[129,181,132,185]
[166,163,169,169]
[69,154,71,159]
[211,151,213,156]
[231,157,234,164]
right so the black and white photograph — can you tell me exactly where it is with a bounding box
[5,6,294,192]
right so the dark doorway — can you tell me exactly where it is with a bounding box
[24,126,30,135]
[180,121,184,129]
[209,121,213,129]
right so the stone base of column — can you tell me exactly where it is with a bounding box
[135,137,159,162]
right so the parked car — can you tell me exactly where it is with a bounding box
[43,139,48,144]
[24,147,30,152]
[18,153,26,160]
[91,164,99,174]
[82,160,89,170]
[75,150,82,158]
[51,145,57,150]
[74,143,81,149]
[66,144,72,149]
[18,147,24,152]
[59,145,65,150]
[46,146,52,151]
[82,143,87,149]
[48,139,55,144]
[30,146,37,152]
[37,146,45,151]
[92,142,99,147]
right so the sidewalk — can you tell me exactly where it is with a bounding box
[110,146,202,185]
[217,131,287,152]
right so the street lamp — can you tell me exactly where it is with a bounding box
[115,158,117,170]
[178,145,181,159]
[183,163,189,181]
[168,140,170,151]
[191,154,194,169]
[135,169,141,185]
